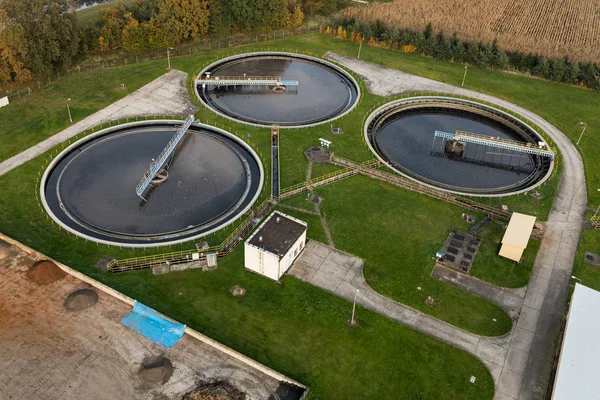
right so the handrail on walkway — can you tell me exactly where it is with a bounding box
[135,115,195,199]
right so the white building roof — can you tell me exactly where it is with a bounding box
[501,212,537,249]
[552,283,600,400]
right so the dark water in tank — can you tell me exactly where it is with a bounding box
[374,110,536,190]
[56,127,249,236]
[202,57,356,125]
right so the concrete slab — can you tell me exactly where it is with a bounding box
[325,250,357,268]
[477,340,509,367]
[319,259,350,279]
[504,347,529,375]
[305,241,332,259]
[498,369,524,399]
[510,328,535,353]
[287,261,317,282]
[523,290,545,311]
[311,270,341,292]
[516,306,540,333]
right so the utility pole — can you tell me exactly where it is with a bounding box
[461,65,468,87]
[576,122,587,145]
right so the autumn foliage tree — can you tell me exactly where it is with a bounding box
[1,0,79,77]
[0,8,31,83]
[156,0,209,46]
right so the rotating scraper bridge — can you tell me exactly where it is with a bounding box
[195,75,299,93]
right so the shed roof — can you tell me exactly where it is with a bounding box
[552,284,600,399]
[501,212,536,249]
[247,211,307,259]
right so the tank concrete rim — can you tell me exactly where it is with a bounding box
[195,51,361,128]
[363,96,555,198]
[40,120,264,248]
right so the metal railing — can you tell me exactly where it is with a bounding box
[331,156,515,221]
[135,116,194,199]
[435,130,555,158]
[108,197,277,272]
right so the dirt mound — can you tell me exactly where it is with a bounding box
[139,355,173,384]
[26,260,66,285]
[183,381,246,400]
[64,288,99,311]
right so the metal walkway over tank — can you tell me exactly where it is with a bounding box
[135,115,195,199]
[434,130,555,159]
[195,75,299,88]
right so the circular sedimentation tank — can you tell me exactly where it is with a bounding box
[195,52,360,127]
[40,120,263,247]
[364,97,554,197]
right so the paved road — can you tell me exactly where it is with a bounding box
[324,53,587,400]
[0,70,198,177]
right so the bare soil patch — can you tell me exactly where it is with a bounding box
[26,260,66,285]
[183,381,246,400]
[64,288,99,311]
[139,355,174,384]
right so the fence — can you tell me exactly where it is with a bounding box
[1,25,320,101]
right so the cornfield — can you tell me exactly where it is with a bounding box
[342,0,600,63]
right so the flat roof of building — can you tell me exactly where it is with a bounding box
[552,283,600,400]
[501,212,537,249]
[247,211,307,258]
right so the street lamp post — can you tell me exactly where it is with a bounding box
[461,65,468,87]
[358,39,363,60]
[66,98,72,124]
[576,122,587,145]
[167,47,174,70]
[349,288,360,326]
[571,275,583,284]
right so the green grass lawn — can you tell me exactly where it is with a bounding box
[469,219,540,288]
[0,61,166,162]
[294,34,599,210]
[77,0,138,26]
[305,175,512,336]
[571,230,600,291]
[0,154,494,400]
[4,30,600,398]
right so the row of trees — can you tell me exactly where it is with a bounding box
[1,0,346,84]
[336,18,600,90]
[82,0,306,53]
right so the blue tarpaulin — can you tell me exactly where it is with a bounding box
[121,301,186,348]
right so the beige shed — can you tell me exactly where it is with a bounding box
[499,212,537,262]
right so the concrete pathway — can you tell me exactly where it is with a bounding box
[289,241,511,385]
[0,70,198,177]
[431,264,525,317]
[324,53,587,400]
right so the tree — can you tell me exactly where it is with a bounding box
[0,8,31,83]
[122,18,145,51]
[99,6,130,50]
[548,57,566,82]
[450,33,465,63]
[532,58,549,79]
[433,30,451,60]
[288,5,304,28]
[157,0,209,46]
[2,0,80,77]
[564,59,581,85]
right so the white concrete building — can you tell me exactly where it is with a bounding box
[552,283,600,399]
[244,211,307,281]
